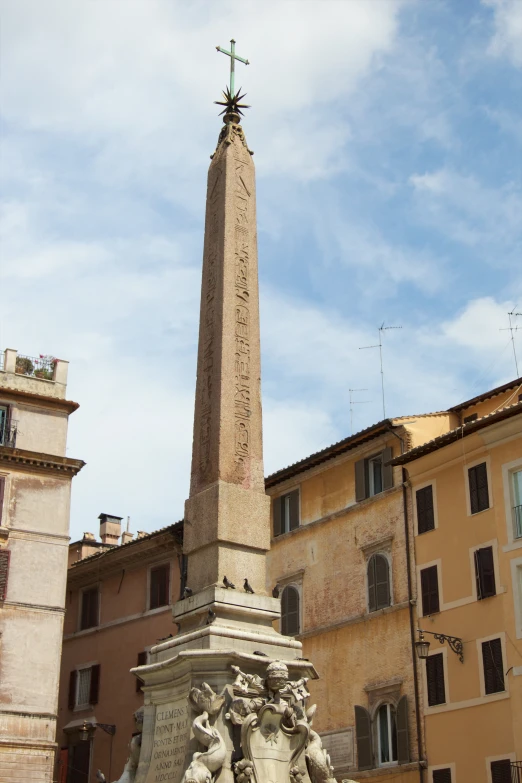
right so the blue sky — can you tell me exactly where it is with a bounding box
[1,0,521,541]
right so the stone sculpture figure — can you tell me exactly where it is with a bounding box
[100,708,143,783]
[181,711,226,783]
[305,730,337,783]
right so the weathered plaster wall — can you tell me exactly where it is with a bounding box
[14,404,68,456]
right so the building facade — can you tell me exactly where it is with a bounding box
[392,379,522,783]
[265,413,453,782]
[56,519,182,783]
[0,348,84,782]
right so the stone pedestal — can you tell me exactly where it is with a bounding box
[133,626,318,783]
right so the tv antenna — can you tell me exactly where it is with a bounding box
[360,323,402,419]
[349,388,370,436]
[499,308,522,377]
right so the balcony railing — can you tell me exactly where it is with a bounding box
[0,421,18,449]
[14,354,56,380]
[512,762,522,783]
[514,505,522,540]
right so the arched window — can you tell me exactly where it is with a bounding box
[281,585,300,636]
[367,554,390,612]
[354,696,409,770]
[376,703,397,766]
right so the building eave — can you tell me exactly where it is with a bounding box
[449,377,522,413]
[390,402,522,466]
[0,385,80,414]
[0,446,85,477]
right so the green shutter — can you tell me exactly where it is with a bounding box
[273,497,282,537]
[289,490,300,530]
[354,705,373,770]
[382,446,393,490]
[396,695,409,765]
[355,459,367,502]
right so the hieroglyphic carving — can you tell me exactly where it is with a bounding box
[198,167,222,477]
[233,153,252,477]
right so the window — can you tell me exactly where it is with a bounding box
[149,563,170,609]
[426,653,446,706]
[0,548,10,601]
[469,462,489,514]
[432,770,452,783]
[513,469,522,539]
[0,476,6,527]
[420,565,440,615]
[367,554,391,612]
[474,547,496,599]
[80,587,99,630]
[490,759,512,783]
[354,696,409,771]
[463,413,478,424]
[355,447,393,501]
[68,664,100,710]
[273,489,299,537]
[416,485,435,534]
[281,585,300,636]
[377,703,397,766]
[0,406,15,448]
[482,638,505,694]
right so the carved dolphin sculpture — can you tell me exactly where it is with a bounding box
[182,711,226,783]
[305,730,337,783]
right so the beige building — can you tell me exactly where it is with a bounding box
[265,412,453,782]
[0,348,84,782]
[56,518,182,783]
[391,378,522,783]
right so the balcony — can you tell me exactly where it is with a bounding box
[14,354,57,380]
[514,505,522,540]
[512,762,522,783]
[0,421,18,449]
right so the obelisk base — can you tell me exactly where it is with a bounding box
[132,638,318,783]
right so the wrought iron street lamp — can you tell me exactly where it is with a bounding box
[415,628,464,663]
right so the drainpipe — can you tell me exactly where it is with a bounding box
[402,466,425,783]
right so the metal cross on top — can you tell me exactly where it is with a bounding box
[216,39,249,97]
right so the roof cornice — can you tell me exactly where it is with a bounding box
[0,386,80,414]
[449,377,522,413]
[390,402,522,466]
[0,446,85,477]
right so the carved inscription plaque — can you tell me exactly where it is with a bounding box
[144,700,190,783]
[319,728,354,771]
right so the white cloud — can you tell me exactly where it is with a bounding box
[484,0,522,66]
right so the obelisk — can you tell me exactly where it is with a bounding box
[132,48,323,783]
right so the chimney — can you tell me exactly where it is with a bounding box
[98,513,123,546]
[121,516,134,545]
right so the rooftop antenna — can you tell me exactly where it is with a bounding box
[349,388,370,436]
[499,308,522,377]
[360,323,402,419]
[126,516,130,533]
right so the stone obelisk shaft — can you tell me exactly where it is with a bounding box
[184,120,270,594]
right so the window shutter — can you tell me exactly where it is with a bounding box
[136,651,147,693]
[491,759,512,783]
[426,653,446,706]
[150,564,169,609]
[469,463,489,514]
[367,556,377,612]
[482,639,504,694]
[420,565,439,615]
[289,490,300,531]
[281,586,299,636]
[0,476,5,526]
[382,446,393,490]
[396,694,409,765]
[68,669,77,710]
[0,548,10,601]
[475,547,496,599]
[354,705,373,770]
[416,485,435,534]
[375,555,390,609]
[355,459,367,502]
[433,770,452,783]
[273,497,282,537]
[89,664,100,705]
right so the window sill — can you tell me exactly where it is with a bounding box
[469,506,492,517]
[503,539,522,553]
[348,761,421,779]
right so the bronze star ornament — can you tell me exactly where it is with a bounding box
[214,86,251,117]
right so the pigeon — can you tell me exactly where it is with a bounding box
[182,586,193,599]
[96,771,106,783]
[272,584,280,598]
[253,650,268,656]
[223,575,236,589]
[243,578,254,594]
[206,608,216,624]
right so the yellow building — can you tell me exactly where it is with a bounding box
[391,379,522,783]
[265,412,453,782]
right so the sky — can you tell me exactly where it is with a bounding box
[1,0,521,541]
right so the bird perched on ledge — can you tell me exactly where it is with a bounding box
[243,578,254,593]
[223,575,236,589]
[182,586,193,599]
